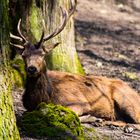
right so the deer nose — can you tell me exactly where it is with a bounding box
[27,66,37,74]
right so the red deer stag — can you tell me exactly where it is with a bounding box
[10,0,140,132]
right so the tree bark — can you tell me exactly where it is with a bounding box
[44,0,84,74]
[10,0,84,74]
[0,0,20,139]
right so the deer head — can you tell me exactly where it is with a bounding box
[10,0,77,77]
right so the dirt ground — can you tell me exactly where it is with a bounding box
[13,0,140,139]
[76,0,140,92]
[75,0,140,139]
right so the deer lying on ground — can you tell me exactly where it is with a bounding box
[10,0,140,132]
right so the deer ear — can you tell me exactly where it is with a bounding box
[43,43,60,53]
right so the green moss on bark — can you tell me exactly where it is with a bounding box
[20,103,84,139]
[29,0,42,42]
[0,0,20,139]
[45,0,85,75]
[11,56,26,87]
[0,68,20,140]
[47,49,84,75]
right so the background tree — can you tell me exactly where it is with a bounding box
[0,0,20,139]
[10,0,84,75]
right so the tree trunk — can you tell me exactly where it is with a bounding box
[10,0,84,75]
[45,0,84,74]
[0,0,20,139]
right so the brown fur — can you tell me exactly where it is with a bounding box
[21,43,140,128]
[23,61,140,125]
[10,7,140,129]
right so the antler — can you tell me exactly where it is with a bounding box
[68,0,77,18]
[10,42,24,49]
[10,33,23,42]
[17,19,28,43]
[10,0,77,49]
[10,19,28,49]
[10,19,27,43]
[35,31,45,49]
[43,0,77,42]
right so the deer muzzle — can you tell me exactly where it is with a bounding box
[27,66,37,75]
[26,56,44,77]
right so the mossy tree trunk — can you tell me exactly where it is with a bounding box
[10,0,84,74]
[0,0,20,139]
[44,0,84,74]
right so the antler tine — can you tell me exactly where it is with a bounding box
[43,7,67,42]
[68,0,77,19]
[17,19,28,43]
[10,32,23,42]
[43,0,77,42]
[10,42,24,49]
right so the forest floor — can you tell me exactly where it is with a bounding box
[75,0,140,139]
[13,0,140,139]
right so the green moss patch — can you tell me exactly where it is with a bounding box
[11,56,26,87]
[20,103,84,139]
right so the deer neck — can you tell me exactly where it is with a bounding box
[25,70,53,96]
